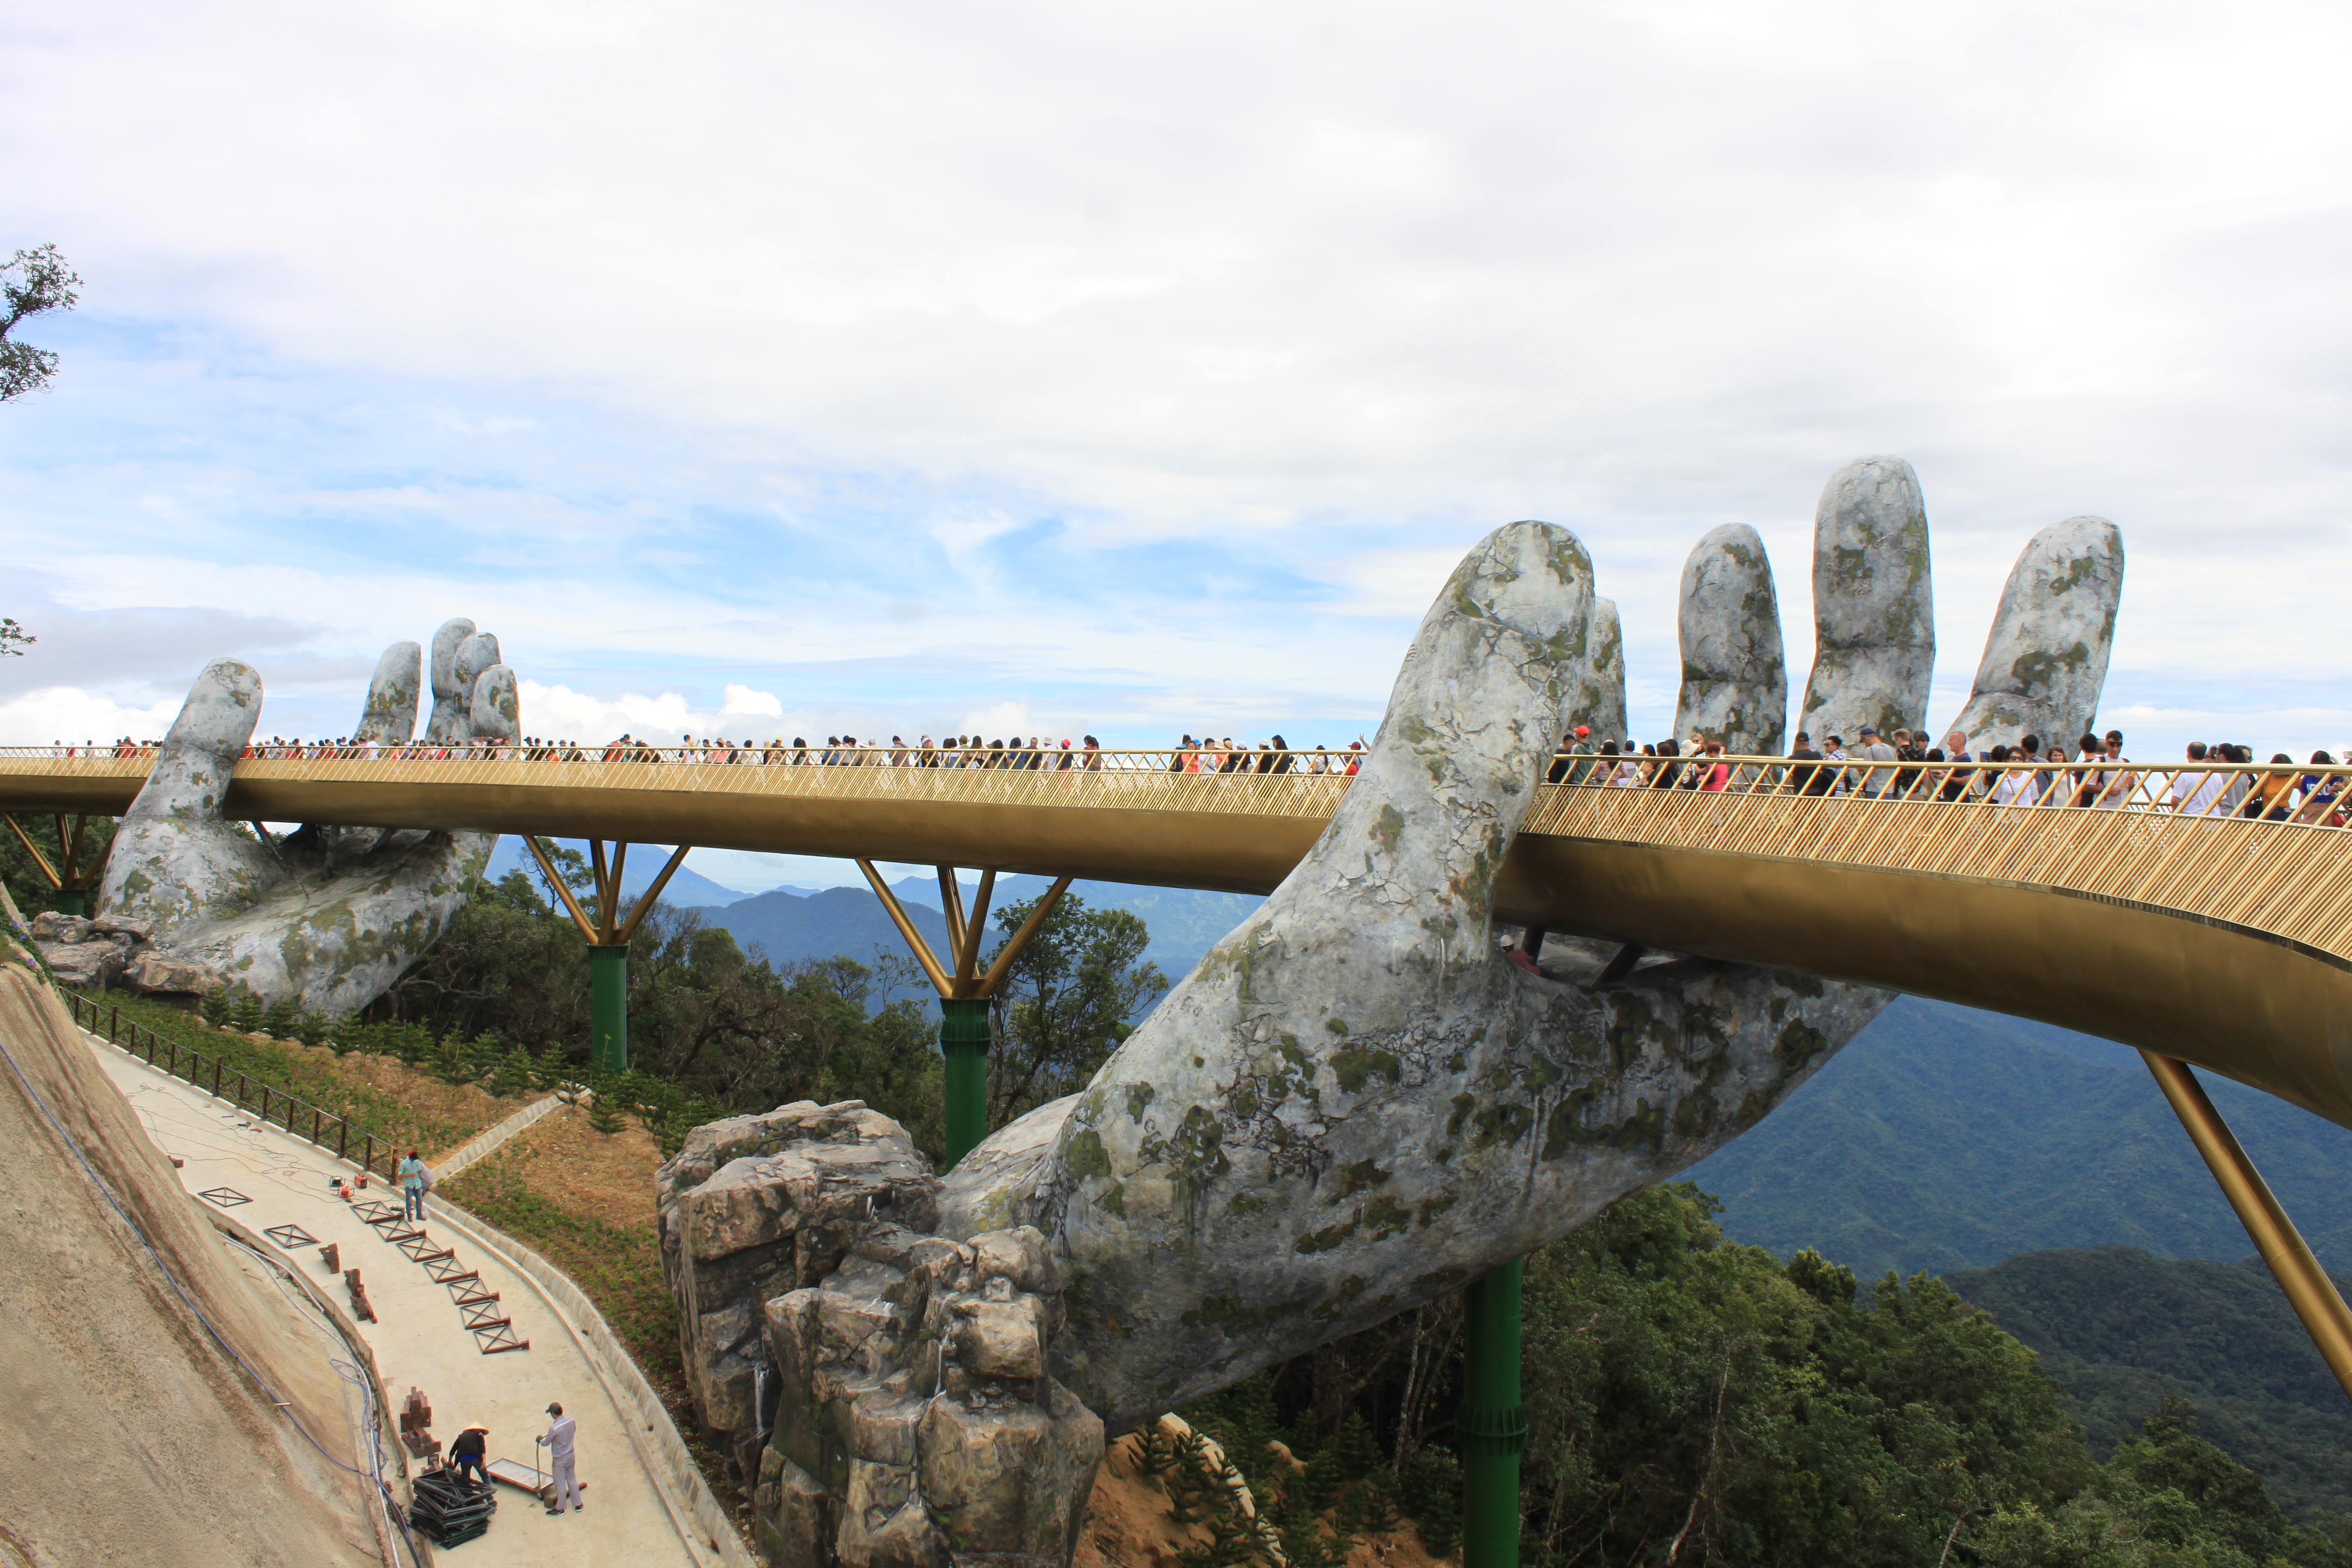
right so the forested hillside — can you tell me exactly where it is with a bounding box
[1950,1246,2352,1521]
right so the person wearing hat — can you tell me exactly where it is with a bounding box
[449,1425,490,1491]
[538,1401,580,1515]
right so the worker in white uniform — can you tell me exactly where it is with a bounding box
[537,1401,580,1514]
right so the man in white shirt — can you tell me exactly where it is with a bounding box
[2170,742,2227,816]
[538,1401,580,1515]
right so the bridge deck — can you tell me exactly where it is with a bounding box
[8,748,2351,1128]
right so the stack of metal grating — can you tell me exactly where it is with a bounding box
[407,1470,496,1549]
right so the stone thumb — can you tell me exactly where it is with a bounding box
[356,642,421,745]
[123,658,262,824]
[1278,520,1593,972]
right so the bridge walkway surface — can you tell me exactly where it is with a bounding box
[9,746,2352,1129]
[78,1023,734,1568]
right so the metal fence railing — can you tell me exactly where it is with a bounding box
[62,989,399,1181]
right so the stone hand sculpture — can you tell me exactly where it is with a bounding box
[95,618,519,1014]
[931,456,2123,1434]
[660,455,2125,1568]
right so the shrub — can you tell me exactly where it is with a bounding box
[292,1010,327,1047]
[1395,1447,1461,1559]
[261,996,298,1038]
[199,987,233,1028]
[229,989,265,1033]
[586,1082,627,1135]
[490,1042,539,1099]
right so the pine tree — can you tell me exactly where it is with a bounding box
[261,996,298,1038]
[230,990,264,1033]
[585,1078,627,1135]
[199,987,232,1028]
[292,1010,326,1047]
[490,1041,538,1099]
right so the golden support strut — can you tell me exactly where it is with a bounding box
[3,812,100,892]
[522,834,694,946]
[857,860,1072,1000]
[2141,1050,2352,1400]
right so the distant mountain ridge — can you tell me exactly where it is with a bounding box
[1686,995,2352,1276]
[1948,1246,2352,1520]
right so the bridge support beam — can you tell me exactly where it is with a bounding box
[1461,1258,1525,1568]
[5,812,104,917]
[2142,1050,2352,1399]
[860,860,1071,1169]
[523,834,692,1079]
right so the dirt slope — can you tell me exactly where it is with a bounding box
[0,961,385,1568]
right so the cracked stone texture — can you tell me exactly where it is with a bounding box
[423,617,477,743]
[1945,516,2125,751]
[1798,455,1934,744]
[95,630,515,1012]
[1560,595,1627,745]
[659,1103,1102,1568]
[355,642,421,745]
[1671,524,1786,755]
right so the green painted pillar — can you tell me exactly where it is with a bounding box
[51,888,87,918]
[940,997,991,1168]
[1460,1259,1526,1568]
[589,943,629,1073]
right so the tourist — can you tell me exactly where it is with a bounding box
[1853,726,1899,799]
[1650,738,1683,788]
[1938,731,1975,801]
[2168,742,2223,815]
[2291,752,2344,825]
[538,1402,580,1515]
[1698,738,1731,791]
[2246,754,2299,820]
[1605,740,1642,787]
[1084,735,1104,770]
[398,1148,428,1221]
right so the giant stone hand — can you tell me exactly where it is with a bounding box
[928,459,2122,1435]
[98,618,519,1014]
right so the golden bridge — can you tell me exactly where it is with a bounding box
[8,743,2352,1392]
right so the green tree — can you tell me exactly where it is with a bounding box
[983,892,1168,1125]
[0,244,81,402]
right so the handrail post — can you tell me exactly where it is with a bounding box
[338,1119,349,1161]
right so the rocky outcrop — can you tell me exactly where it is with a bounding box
[1945,517,2125,751]
[658,1102,1104,1568]
[1561,595,1627,745]
[24,909,211,996]
[1672,524,1786,754]
[1797,456,1934,743]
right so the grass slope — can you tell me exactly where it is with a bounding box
[1949,1246,2352,1521]
[1685,995,2352,1277]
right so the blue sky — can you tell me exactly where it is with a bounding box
[6,1,2352,889]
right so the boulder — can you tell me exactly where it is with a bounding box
[91,914,156,941]
[662,1101,1104,1568]
[121,952,219,996]
[39,941,121,989]
[29,912,94,944]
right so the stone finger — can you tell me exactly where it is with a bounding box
[98,658,277,933]
[1797,456,1933,745]
[468,666,520,744]
[423,618,477,742]
[1945,517,2124,751]
[1562,596,1626,744]
[1671,524,1787,755]
[355,642,421,745]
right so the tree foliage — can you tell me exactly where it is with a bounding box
[984,890,1168,1125]
[0,244,81,402]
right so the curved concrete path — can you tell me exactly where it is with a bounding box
[81,1030,731,1568]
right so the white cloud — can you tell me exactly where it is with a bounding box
[722,683,784,717]
[0,686,185,747]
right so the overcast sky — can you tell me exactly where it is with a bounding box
[5,1,2350,888]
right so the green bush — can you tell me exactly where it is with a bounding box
[292,1010,327,1047]
[261,996,298,1038]
[490,1042,539,1099]
[199,987,233,1028]
[586,1078,626,1135]
[229,989,264,1033]
[324,1010,358,1056]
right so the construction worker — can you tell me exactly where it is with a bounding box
[449,1426,489,1490]
[538,1402,579,1515]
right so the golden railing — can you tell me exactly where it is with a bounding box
[12,747,2352,955]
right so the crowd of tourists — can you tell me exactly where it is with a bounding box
[36,726,2351,822]
[1541,724,2351,822]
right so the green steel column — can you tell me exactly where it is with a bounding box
[589,943,629,1074]
[1461,1258,1526,1568]
[51,888,87,918]
[940,997,992,1168]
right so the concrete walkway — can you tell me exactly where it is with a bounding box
[82,1031,724,1568]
